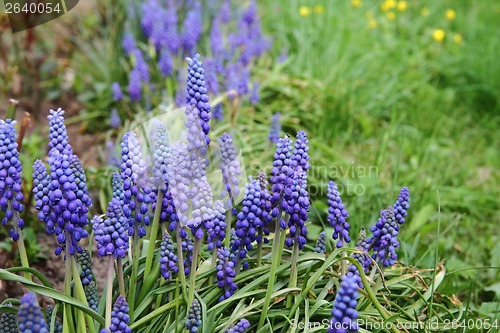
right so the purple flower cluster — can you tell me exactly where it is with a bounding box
[17,293,48,333]
[327,181,351,248]
[256,172,272,244]
[366,207,399,267]
[327,275,359,333]
[0,119,25,241]
[181,2,202,54]
[218,132,242,209]
[77,249,94,286]
[85,281,99,312]
[48,108,73,156]
[269,136,295,219]
[283,169,309,249]
[109,296,132,333]
[190,179,215,239]
[112,172,124,205]
[112,82,124,102]
[207,200,227,250]
[292,130,310,173]
[185,299,202,332]
[216,247,238,302]
[393,187,410,225]
[33,160,52,234]
[314,231,327,254]
[268,113,281,143]
[349,228,368,287]
[226,319,250,333]
[186,53,211,145]
[160,232,179,280]
[110,109,121,129]
[92,198,129,258]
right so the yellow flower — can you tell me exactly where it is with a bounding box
[381,0,396,12]
[397,1,407,12]
[386,11,396,21]
[446,9,456,21]
[433,29,445,43]
[369,19,378,29]
[453,33,463,43]
[352,0,362,8]
[314,5,325,14]
[421,7,429,16]
[299,6,311,16]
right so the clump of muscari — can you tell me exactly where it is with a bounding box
[314,231,327,253]
[93,199,130,258]
[327,275,359,333]
[108,296,132,333]
[216,247,238,302]
[226,318,251,333]
[327,181,351,248]
[185,299,202,332]
[85,281,99,312]
[160,232,179,280]
[17,293,48,333]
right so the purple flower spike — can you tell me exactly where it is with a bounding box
[314,231,327,253]
[268,113,281,143]
[269,135,295,217]
[33,160,54,234]
[327,181,351,248]
[350,228,369,284]
[159,47,173,77]
[366,207,400,267]
[110,109,121,129]
[109,296,132,333]
[185,299,202,333]
[48,108,73,157]
[216,247,238,302]
[160,232,179,280]
[186,53,211,145]
[93,199,129,258]
[292,131,310,173]
[112,172,124,206]
[18,293,49,333]
[122,29,136,56]
[128,69,142,102]
[393,187,410,225]
[207,201,227,250]
[226,319,250,333]
[327,275,359,333]
[210,18,223,57]
[284,169,309,250]
[218,132,242,209]
[112,83,124,102]
[0,119,25,241]
[181,1,202,54]
[190,179,215,238]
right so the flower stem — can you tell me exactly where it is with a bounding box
[15,225,32,281]
[63,251,72,333]
[223,209,232,249]
[257,216,283,330]
[128,231,140,321]
[145,191,163,277]
[175,223,187,298]
[208,245,218,285]
[117,257,126,296]
[186,237,201,310]
[105,256,114,329]
[286,239,300,308]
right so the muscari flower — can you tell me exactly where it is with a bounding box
[77,249,94,286]
[327,275,359,333]
[190,179,215,239]
[347,228,367,288]
[255,172,272,244]
[160,232,179,280]
[112,172,124,205]
[393,187,410,225]
[92,199,129,258]
[292,130,310,173]
[0,119,25,241]
[327,181,351,248]
[366,207,399,267]
[45,305,62,333]
[269,135,295,222]
[216,247,238,302]
[284,169,309,250]
[110,109,121,129]
[0,304,18,332]
[268,113,281,143]
[167,142,191,227]
[85,281,99,312]
[181,1,202,54]
[182,229,194,275]
[207,200,227,250]
[186,53,211,145]
[159,47,173,77]
[112,83,124,102]
[210,18,224,57]
[164,0,180,53]
[128,69,142,102]
[226,319,250,333]
[17,293,48,333]
[185,299,202,332]
[122,29,136,56]
[47,108,73,157]
[32,160,52,233]
[314,231,327,253]
[109,296,132,333]
[218,132,242,209]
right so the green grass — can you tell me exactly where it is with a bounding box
[247,0,499,307]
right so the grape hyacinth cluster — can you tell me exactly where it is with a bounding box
[268,113,281,143]
[47,108,73,156]
[45,305,62,333]
[85,282,99,312]
[17,293,49,333]
[216,247,238,302]
[327,275,359,333]
[393,187,410,225]
[255,172,272,244]
[186,54,211,145]
[207,200,227,251]
[327,181,351,248]
[365,207,400,267]
[159,232,179,280]
[92,199,130,258]
[314,231,327,253]
[0,119,25,241]
[78,249,94,286]
[225,319,250,333]
[185,299,202,332]
[284,169,310,250]
[269,135,295,220]
[108,296,132,333]
[218,132,242,209]
[0,304,18,332]
[111,172,124,205]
